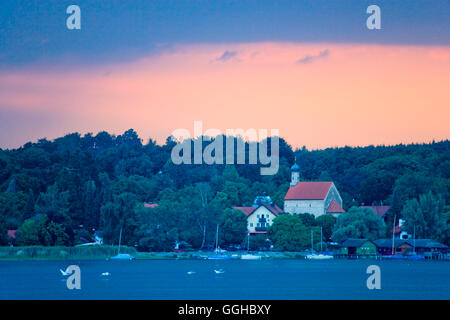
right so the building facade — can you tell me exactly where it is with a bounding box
[234,195,283,234]
[284,163,345,218]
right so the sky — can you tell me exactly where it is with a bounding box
[0,0,449,149]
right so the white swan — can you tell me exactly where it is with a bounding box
[214,269,225,274]
[187,271,196,275]
[101,272,111,276]
[60,268,70,276]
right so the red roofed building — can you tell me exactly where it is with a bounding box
[6,230,16,245]
[326,200,346,217]
[284,163,344,217]
[144,202,158,208]
[233,195,283,234]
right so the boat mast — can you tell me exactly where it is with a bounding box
[320,227,323,252]
[391,214,396,255]
[311,229,314,252]
[413,224,416,254]
[215,224,219,253]
[118,226,123,255]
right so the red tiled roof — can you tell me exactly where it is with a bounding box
[233,206,257,216]
[233,204,283,217]
[284,181,333,200]
[360,206,390,218]
[144,203,158,208]
[7,230,16,239]
[326,200,345,213]
[249,231,267,234]
[263,204,283,216]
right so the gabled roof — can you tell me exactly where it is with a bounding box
[233,204,283,217]
[326,200,345,213]
[233,206,257,216]
[360,206,390,218]
[340,238,373,247]
[144,202,158,208]
[284,181,333,200]
[7,230,16,239]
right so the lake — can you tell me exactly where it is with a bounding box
[0,259,449,300]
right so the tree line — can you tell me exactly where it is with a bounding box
[0,130,448,249]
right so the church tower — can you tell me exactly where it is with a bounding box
[290,161,300,186]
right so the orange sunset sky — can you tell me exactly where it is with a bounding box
[1,42,449,149]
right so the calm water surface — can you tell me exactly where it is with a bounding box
[0,259,449,300]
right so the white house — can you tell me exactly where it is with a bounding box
[284,163,345,218]
[234,195,283,234]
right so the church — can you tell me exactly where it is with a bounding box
[283,163,345,218]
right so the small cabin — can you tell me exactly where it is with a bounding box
[340,239,377,255]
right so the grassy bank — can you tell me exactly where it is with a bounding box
[0,245,137,261]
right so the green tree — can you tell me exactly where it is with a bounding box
[268,215,310,251]
[297,213,316,227]
[332,207,385,242]
[315,214,337,241]
[15,214,51,246]
[220,209,248,245]
[402,191,445,240]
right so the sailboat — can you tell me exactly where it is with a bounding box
[408,225,424,260]
[241,233,262,260]
[110,227,135,260]
[306,227,333,260]
[207,225,230,260]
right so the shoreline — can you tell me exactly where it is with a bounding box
[0,246,448,262]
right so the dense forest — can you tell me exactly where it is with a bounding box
[0,129,449,249]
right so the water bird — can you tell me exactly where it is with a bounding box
[214,269,225,274]
[187,271,196,275]
[101,272,111,276]
[60,268,70,276]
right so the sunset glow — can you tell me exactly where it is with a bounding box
[1,43,448,148]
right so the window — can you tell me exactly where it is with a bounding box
[249,223,253,227]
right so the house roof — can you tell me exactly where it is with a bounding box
[233,204,283,217]
[340,238,372,247]
[144,202,158,208]
[233,206,257,216]
[373,239,410,249]
[326,200,345,213]
[7,230,16,239]
[284,181,333,200]
[373,239,448,249]
[360,206,390,218]
[410,239,448,249]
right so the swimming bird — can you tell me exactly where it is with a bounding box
[101,272,111,276]
[187,271,196,275]
[214,269,225,274]
[60,268,70,276]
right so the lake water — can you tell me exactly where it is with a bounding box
[0,259,449,300]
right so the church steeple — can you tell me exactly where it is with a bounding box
[290,158,300,186]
